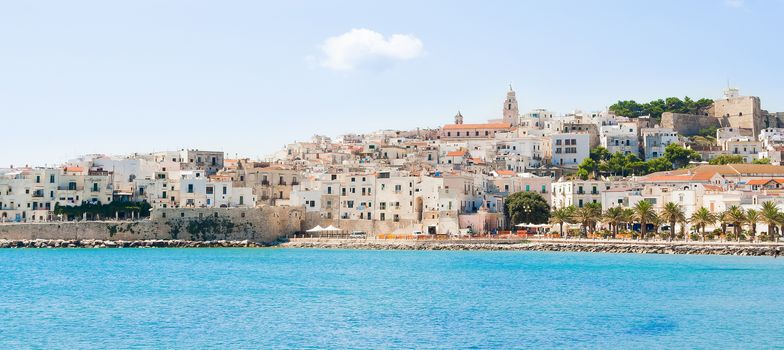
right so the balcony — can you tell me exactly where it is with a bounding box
[261,180,270,186]
[291,181,300,186]
[279,181,287,186]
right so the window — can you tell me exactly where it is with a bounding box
[188,184,194,193]
[206,187,214,195]
[223,186,227,195]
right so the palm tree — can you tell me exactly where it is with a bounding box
[632,200,657,240]
[585,203,603,236]
[679,215,688,241]
[604,206,625,238]
[690,207,715,241]
[661,202,686,241]
[761,201,780,242]
[649,213,663,240]
[727,205,746,242]
[745,209,760,242]
[717,210,733,241]
[550,206,575,238]
[574,203,602,237]
[621,208,634,237]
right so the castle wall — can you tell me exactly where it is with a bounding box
[0,206,319,243]
[660,112,721,136]
[711,96,763,134]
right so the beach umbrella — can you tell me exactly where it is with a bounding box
[306,225,325,232]
[324,225,341,232]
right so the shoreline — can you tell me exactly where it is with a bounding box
[279,239,784,256]
[0,239,266,248]
[2,238,783,256]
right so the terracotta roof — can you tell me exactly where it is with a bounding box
[746,179,784,185]
[442,123,511,130]
[640,173,713,183]
[446,151,467,157]
[64,166,83,173]
[495,170,515,176]
[657,164,784,177]
[702,184,724,191]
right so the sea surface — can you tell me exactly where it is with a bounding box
[1,248,783,349]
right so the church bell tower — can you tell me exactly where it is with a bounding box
[454,111,464,125]
[503,85,519,126]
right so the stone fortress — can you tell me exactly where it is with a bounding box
[661,88,784,136]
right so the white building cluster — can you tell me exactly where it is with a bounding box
[4,86,784,236]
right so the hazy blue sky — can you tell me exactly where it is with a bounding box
[1,0,781,166]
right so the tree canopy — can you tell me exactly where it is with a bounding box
[663,143,701,168]
[708,154,745,165]
[504,191,550,226]
[577,145,700,179]
[609,96,713,120]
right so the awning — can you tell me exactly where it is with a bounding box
[306,225,325,232]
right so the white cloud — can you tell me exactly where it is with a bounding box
[725,0,744,8]
[319,28,423,71]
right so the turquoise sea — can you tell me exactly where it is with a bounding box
[1,248,783,349]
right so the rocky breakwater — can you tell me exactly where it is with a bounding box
[0,239,266,248]
[281,240,784,257]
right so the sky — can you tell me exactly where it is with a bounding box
[1,0,782,166]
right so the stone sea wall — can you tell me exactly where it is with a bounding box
[281,240,784,257]
[0,239,266,248]
[0,206,320,244]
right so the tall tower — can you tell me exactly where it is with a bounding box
[503,85,519,126]
[454,111,464,125]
